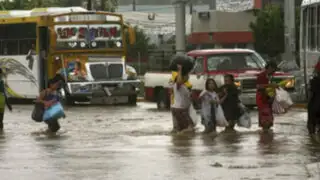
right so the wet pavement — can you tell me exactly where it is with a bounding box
[0,103,319,180]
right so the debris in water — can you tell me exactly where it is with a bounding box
[210,162,223,167]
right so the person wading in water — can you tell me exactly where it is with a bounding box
[170,65,194,133]
[307,61,320,136]
[0,68,12,130]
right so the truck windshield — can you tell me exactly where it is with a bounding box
[206,52,265,71]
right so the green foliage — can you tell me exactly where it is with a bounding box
[126,26,156,58]
[250,5,284,57]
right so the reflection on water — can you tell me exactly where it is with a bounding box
[0,104,318,179]
[169,134,194,157]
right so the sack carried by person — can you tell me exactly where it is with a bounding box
[272,100,286,114]
[275,88,293,107]
[189,104,199,126]
[31,102,44,122]
[43,102,65,121]
[215,104,229,127]
[169,55,194,76]
[237,103,251,128]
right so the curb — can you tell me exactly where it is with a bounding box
[292,103,307,109]
[137,97,146,102]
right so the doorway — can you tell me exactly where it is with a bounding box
[38,27,49,90]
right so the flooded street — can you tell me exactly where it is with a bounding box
[0,102,319,180]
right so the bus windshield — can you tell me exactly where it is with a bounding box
[54,23,122,50]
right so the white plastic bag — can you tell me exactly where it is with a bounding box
[272,99,286,114]
[189,104,199,126]
[215,105,229,127]
[275,88,293,107]
[237,103,251,128]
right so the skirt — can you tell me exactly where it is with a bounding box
[257,92,274,128]
[171,107,192,131]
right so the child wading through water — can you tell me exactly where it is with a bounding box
[0,68,12,130]
[37,76,64,135]
[220,74,241,131]
[199,78,219,134]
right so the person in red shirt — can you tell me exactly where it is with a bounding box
[256,61,278,131]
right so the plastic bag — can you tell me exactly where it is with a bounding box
[275,88,293,107]
[189,104,199,126]
[215,105,229,127]
[31,102,44,122]
[272,100,286,114]
[43,102,65,121]
[237,103,251,128]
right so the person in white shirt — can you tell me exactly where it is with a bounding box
[170,65,194,133]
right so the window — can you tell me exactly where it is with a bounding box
[206,52,264,71]
[0,23,36,55]
[193,56,204,73]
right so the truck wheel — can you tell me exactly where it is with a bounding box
[156,89,170,110]
[128,94,137,106]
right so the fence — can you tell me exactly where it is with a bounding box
[126,50,176,75]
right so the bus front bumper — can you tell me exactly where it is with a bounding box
[65,80,140,101]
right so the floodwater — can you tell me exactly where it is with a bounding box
[0,103,319,180]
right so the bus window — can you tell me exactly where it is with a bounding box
[0,23,36,55]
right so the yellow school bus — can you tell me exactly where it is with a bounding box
[0,7,139,105]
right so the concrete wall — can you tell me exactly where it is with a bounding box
[192,10,256,33]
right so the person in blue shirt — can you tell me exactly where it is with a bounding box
[0,68,12,130]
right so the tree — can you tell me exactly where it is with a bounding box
[250,5,284,58]
[126,26,156,58]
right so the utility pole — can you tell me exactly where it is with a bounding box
[132,0,136,11]
[87,0,92,10]
[283,0,297,67]
[173,0,187,54]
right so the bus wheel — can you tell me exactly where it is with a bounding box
[156,88,170,110]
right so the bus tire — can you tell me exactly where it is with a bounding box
[156,88,170,110]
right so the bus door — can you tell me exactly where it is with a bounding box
[38,26,49,90]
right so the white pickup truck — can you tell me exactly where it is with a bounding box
[144,49,298,109]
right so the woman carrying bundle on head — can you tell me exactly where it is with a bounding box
[169,55,195,133]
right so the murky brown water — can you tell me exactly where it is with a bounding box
[0,103,319,180]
